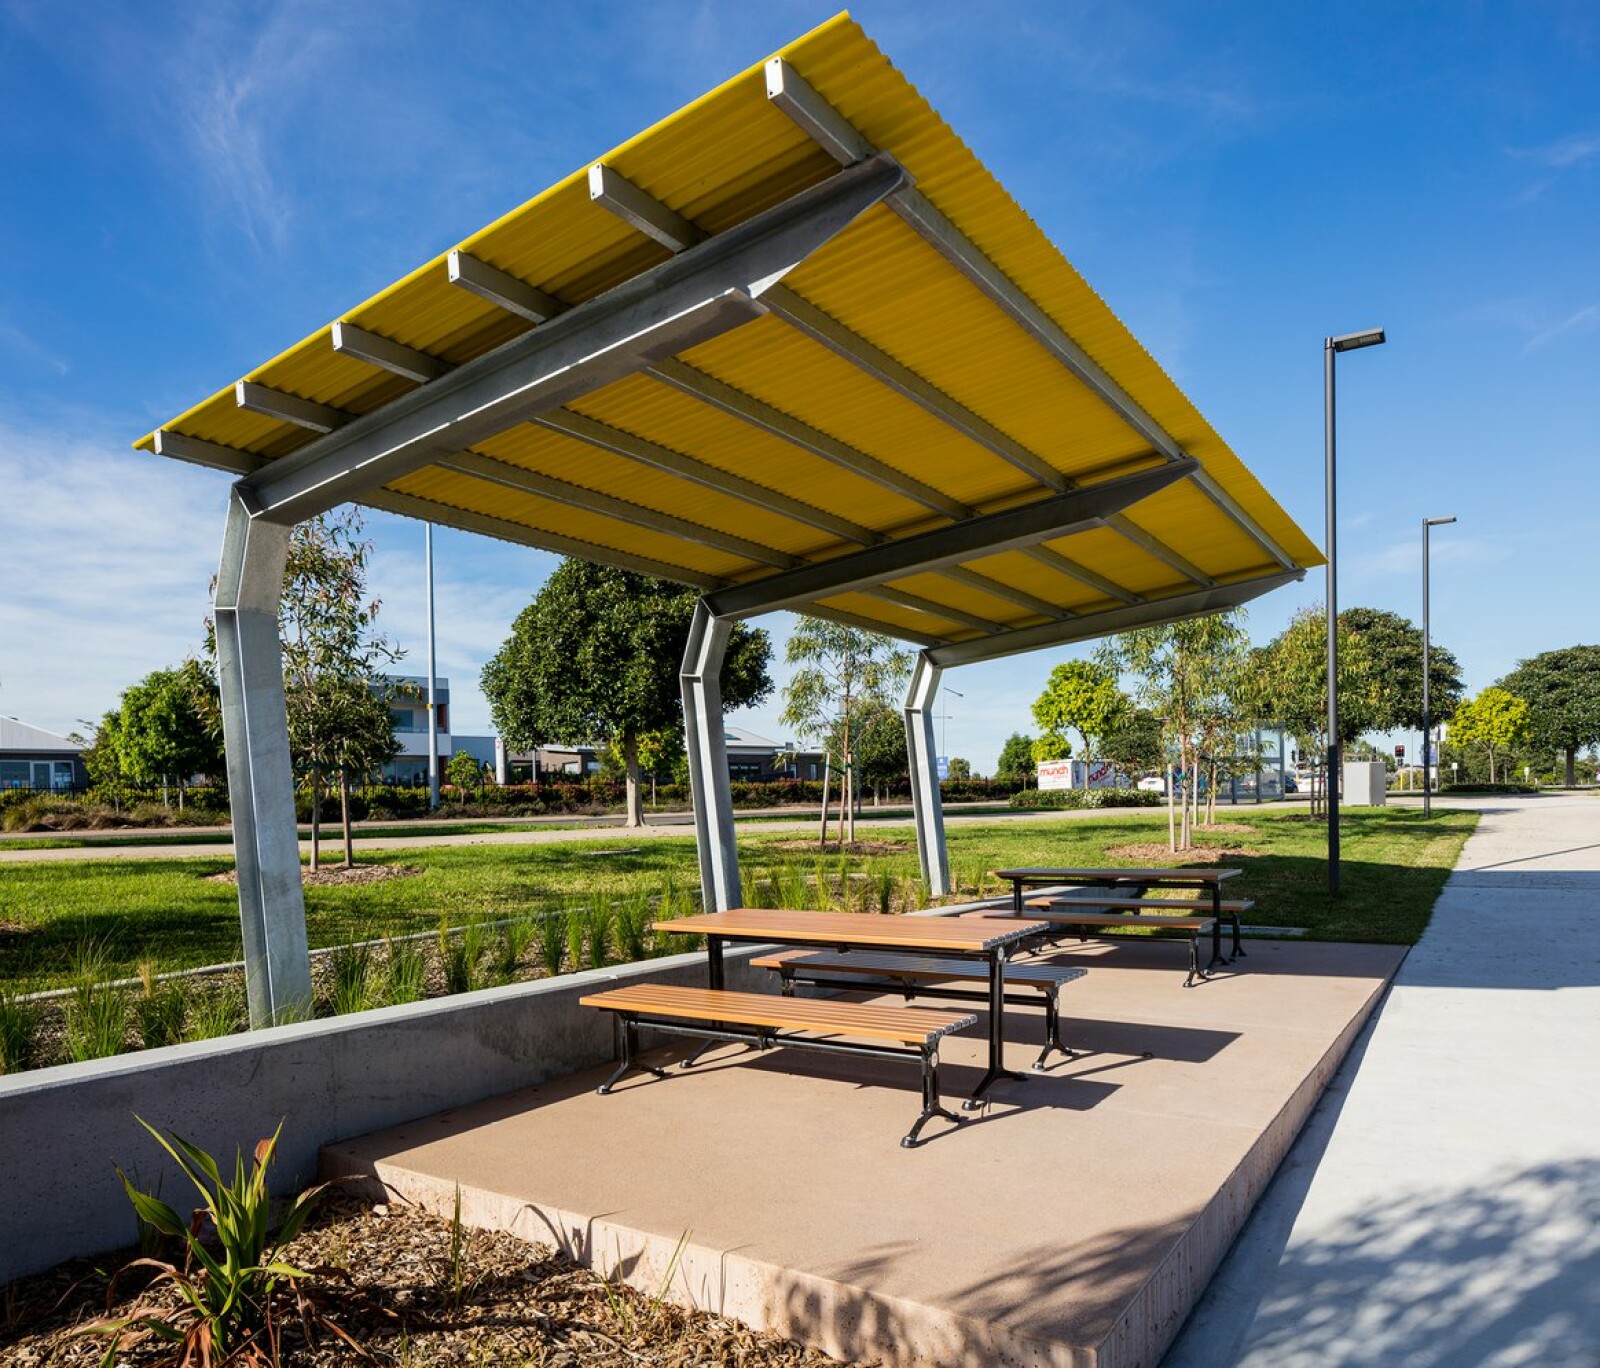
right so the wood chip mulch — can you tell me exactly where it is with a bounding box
[1104,842,1262,864]
[0,1195,855,1366]
[768,840,912,855]
[204,865,424,888]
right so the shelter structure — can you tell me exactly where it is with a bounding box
[139,14,1319,1025]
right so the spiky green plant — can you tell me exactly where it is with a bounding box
[384,936,427,1005]
[185,983,244,1041]
[586,895,612,969]
[439,919,490,996]
[875,868,897,916]
[566,904,589,970]
[536,909,568,977]
[89,1119,325,1365]
[136,983,190,1050]
[0,990,40,1074]
[327,941,378,1015]
[64,967,126,1063]
[615,889,651,962]
[492,918,537,984]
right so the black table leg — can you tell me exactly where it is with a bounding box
[963,947,1029,1110]
[707,935,725,990]
[1208,886,1226,970]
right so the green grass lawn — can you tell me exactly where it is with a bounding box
[0,807,1476,993]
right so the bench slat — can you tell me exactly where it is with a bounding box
[752,948,1085,987]
[1026,896,1253,913]
[580,983,976,1045]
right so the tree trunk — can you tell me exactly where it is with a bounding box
[309,767,321,873]
[1167,764,1177,852]
[1566,745,1576,787]
[818,751,831,850]
[340,768,354,868]
[621,732,644,828]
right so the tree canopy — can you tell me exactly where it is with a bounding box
[995,732,1036,783]
[1449,686,1531,783]
[481,560,772,826]
[1496,645,1600,784]
[1242,605,1462,749]
[1030,660,1128,787]
[87,663,223,798]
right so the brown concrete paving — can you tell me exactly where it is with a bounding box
[323,938,1402,1368]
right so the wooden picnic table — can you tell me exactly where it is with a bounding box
[656,908,1049,1107]
[993,866,1245,970]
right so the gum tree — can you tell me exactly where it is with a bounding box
[1031,660,1129,789]
[779,619,910,845]
[482,560,771,828]
[1496,646,1600,786]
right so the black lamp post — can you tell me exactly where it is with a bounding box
[1325,326,1386,895]
[1421,515,1456,817]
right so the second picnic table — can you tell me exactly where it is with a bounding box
[655,908,1049,1106]
[993,866,1246,972]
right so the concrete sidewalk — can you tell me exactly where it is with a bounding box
[1162,792,1600,1367]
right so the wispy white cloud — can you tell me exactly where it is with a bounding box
[1515,130,1600,170]
[0,316,68,376]
[1523,301,1600,353]
[0,408,232,733]
[1348,534,1508,581]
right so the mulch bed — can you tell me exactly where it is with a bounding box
[1105,842,1262,864]
[204,864,425,889]
[0,1194,852,1366]
[768,840,912,856]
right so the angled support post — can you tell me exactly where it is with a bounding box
[682,601,741,912]
[904,652,949,898]
[213,490,312,1026]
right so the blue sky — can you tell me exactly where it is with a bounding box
[1,1,1596,769]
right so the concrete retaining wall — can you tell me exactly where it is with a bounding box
[0,948,766,1284]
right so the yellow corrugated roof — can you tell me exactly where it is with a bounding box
[139,12,1318,651]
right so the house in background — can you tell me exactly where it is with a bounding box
[0,717,88,791]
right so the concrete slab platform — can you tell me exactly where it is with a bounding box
[323,939,1402,1368]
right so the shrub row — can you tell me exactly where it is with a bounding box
[1008,787,1164,811]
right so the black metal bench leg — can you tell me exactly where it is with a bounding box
[903,1048,964,1148]
[1230,913,1246,958]
[1208,915,1227,972]
[679,1036,721,1069]
[1185,932,1210,988]
[1032,988,1077,1070]
[598,1017,668,1093]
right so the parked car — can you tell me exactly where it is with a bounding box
[1136,775,1165,794]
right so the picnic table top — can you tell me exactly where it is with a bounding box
[653,907,1049,952]
[993,866,1243,884]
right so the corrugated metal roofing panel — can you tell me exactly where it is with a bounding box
[139,12,1319,648]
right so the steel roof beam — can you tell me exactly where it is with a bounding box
[235,381,351,434]
[766,56,1299,574]
[646,357,971,521]
[941,566,1073,620]
[873,587,1007,635]
[153,430,265,477]
[235,153,907,525]
[434,449,800,568]
[1023,545,1144,605]
[925,571,1303,668]
[533,409,875,545]
[704,459,1193,619]
[588,155,1213,592]
[330,321,448,383]
[365,487,725,587]
[447,250,563,323]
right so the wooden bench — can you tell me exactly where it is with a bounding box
[1027,894,1253,967]
[752,948,1086,1072]
[580,982,978,1147]
[964,906,1219,987]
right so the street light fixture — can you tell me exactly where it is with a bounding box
[1421,515,1456,817]
[941,689,965,765]
[1325,326,1386,895]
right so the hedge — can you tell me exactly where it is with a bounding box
[1008,787,1163,811]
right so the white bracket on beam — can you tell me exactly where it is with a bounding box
[447,249,563,323]
[331,321,448,383]
[235,381,351,434]
[589,163,705,252]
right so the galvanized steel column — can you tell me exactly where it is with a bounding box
[904,652,949,897]
[681,600,741,911]
[213,490,312,1026]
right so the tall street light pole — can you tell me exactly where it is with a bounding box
[1422,515,1457,817]
[425,523,440,811]
[1325,326,1386,895]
